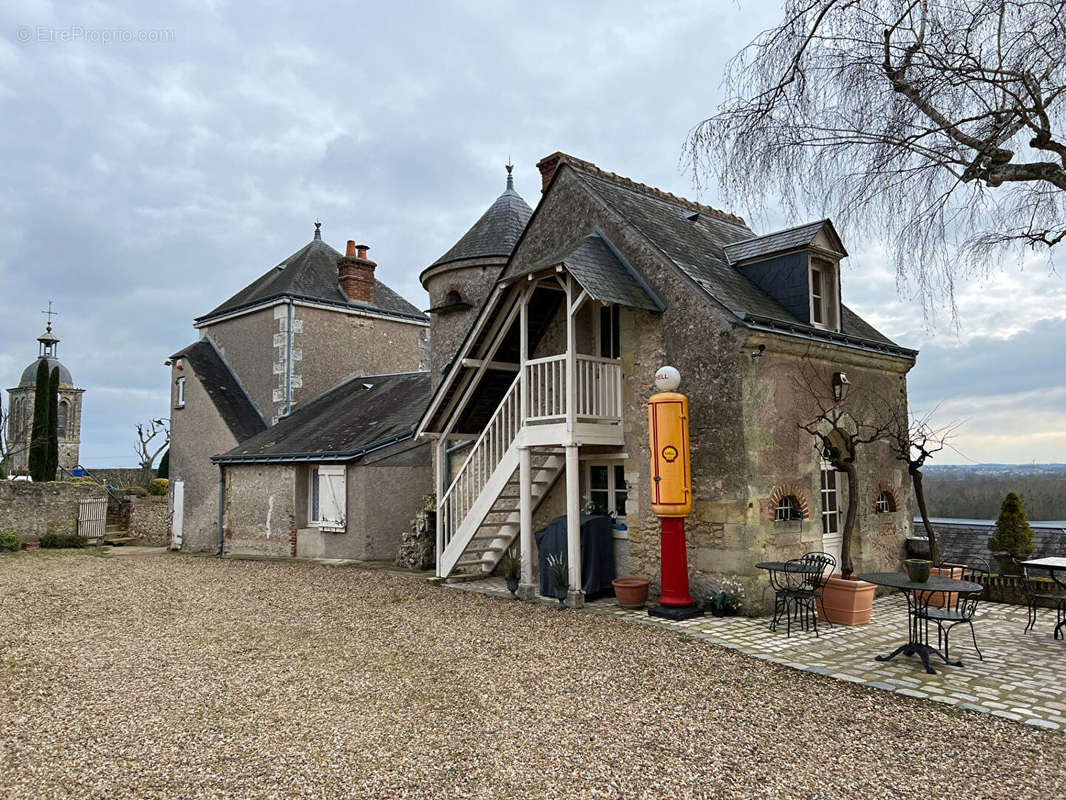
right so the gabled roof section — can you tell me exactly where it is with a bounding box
[510,232,663,311]
[214,371,431,463]
[531,156,911,358]
[723,219,847,265]
[171,339,267,443]
[197,236,426,325]
[429,170,533,269]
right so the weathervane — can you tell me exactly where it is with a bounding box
[41,300,58,331]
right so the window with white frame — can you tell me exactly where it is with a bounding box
[875,490,896,513]
[310,465,346,531]
[586,462,627,517]
[774,495,803,522]
[820,464,839,537]
[809,258,839,331]
[175,376,186,408]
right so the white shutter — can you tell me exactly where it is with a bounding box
[318,466,346,531]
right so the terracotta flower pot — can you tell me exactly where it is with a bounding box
[817,574,876,626]
[612,576,651,609]
[926,564,962,608]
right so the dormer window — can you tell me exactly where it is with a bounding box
[809,257,840,331]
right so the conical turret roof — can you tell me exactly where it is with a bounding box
[428,167,533,271]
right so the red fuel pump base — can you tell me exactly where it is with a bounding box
[647,517,703,621]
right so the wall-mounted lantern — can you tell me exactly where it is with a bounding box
[832,371,850,402]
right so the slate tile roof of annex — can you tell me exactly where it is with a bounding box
[170,339,267,444]
[197,237,426,325]
[513,232,663,311]
[722,220,845,264]
[215,371,431,462]
[550,160,903,351]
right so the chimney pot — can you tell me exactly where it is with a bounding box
[338,240,376,304]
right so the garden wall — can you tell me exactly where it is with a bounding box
[128,496,168,546]
[0,481,108,540]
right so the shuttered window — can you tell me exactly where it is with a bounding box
[310,465,346,531]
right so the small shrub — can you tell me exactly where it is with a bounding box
[707,576,746,617]
[39,532,87,549]
[987,492,1035,560]
[500,552,521,581]
[122,486,149,497]
[149,478,169,496]
[0,530,20,552]
[547,553,569,589]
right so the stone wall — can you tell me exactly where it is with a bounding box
[395,494,436,570]
[128,496,168,546]
[222,464,296,557]
[83,468,148,488]
[0,480,107,540]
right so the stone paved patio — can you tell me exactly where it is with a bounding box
[445,577,1066,731]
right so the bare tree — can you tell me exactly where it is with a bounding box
[798,368,892,578]
[878,398,962,565]
[686,1,1066,316]
[135,418,170,487]
[0,398,8,477]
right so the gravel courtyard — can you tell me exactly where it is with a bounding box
[2,551,1064,800]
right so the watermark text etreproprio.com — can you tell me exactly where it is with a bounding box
[15,25,175,44]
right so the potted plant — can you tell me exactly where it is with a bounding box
[611,576,651,609]
[801,389,884,626]
[987,492,1035,575]
[903,558,931,583]
[501,552,521,595]
[547,553,569,607]
[707,576,745,617]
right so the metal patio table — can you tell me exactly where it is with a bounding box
[858,572,984,675]
[1019,557,1066,638]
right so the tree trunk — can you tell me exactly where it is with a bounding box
[911,469,940,565]
[839,461,859,579]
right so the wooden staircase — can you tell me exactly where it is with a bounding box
[448,449,564,577]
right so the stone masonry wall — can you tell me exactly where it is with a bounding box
[0,481,107,540]
[128,495,169,546]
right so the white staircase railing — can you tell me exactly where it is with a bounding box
[439,374,522,558]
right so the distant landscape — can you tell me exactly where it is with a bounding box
[920,464,1066,521]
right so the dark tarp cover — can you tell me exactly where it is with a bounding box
[535,514,616,599]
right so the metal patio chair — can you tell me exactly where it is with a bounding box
[1016,557,1066,639]
[919,558,989,662]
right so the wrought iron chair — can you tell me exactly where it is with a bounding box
[768,554,834,637]
[919,558,989,661]
[799,551,836,628]
[1015,557,1066,639]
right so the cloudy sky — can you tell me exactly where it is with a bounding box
[2,0,1064,467]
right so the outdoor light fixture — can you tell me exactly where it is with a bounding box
[832,371,850,402]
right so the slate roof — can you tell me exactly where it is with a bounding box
[428,172,533,270]
[19,356,73,387]
[197,236,426,325]
[171,339,266,443]
[723,219,847,264]
[513,232,663,311]
[543,158,910,356]
[215,371,431,463]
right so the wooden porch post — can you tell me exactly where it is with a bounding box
[517,286,536,599]
[434,438,445,578]
[565,443,583,607]
[518,445,535,599]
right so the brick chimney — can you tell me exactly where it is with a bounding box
[536,152,565,193]
[338,240,376,304]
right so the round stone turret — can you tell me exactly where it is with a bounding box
[420,165,532,384]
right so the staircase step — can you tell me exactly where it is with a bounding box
[455,558,490,568]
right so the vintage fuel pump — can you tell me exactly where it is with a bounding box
[647,366,703,620]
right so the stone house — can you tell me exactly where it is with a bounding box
[416,152,918,608]
[212,371,432,559]
[168,225,431,555]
